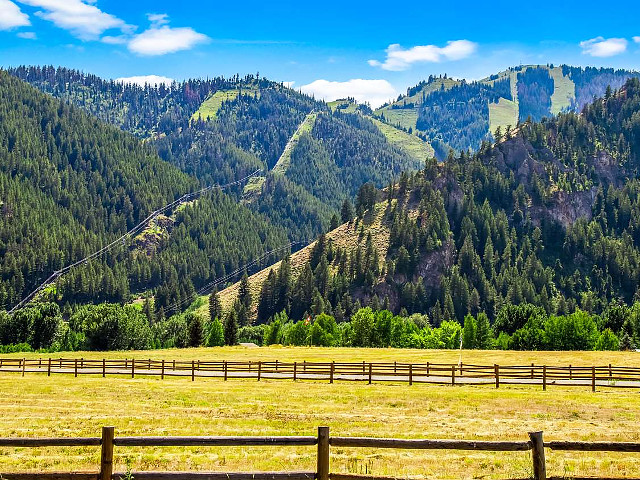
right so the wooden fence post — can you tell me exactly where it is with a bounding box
[317,426,330,480]
[529,431,546,480]
[74,358,78,378]
[275,360,279,372]
[303,360,306,372]
[609,363,612,379]
[569,365,572,380]
[173,360,176,371]
[409,364,413,386]
[257,361,262,381]
[451,365,456,385]
[47,357,51,377]
[592,366,596,392]
[161,359,165,380]
[531,363,534,379]
[294,362,297,381]
[191,361,195,382]
[38,358,42,369]
[329,362,334,384]
[131,359,135,379]
[426,362,430,377]
[368,363,372,385]
[495,364,499,389]
[102,359,106,378]
[394,361,397,374]
[542,366,546,391]
[224,360,228,381]
[100,426,115,480]
[22,358,26,377]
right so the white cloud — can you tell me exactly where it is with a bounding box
[634,36,640,44]
[17,31,36,39]
[300,79,398,108]
[369,40,477,71]
[0,0,30,30]
[127,14,209,56]
[17,0,133,39]
[101,34,127,45]
[580,37,628,57]
[115,75,174,87]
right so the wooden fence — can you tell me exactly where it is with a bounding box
[1,357,640,391]
[1,426,639,480]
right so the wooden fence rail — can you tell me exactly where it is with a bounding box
[1,427,639,480]
[1,357,640,391]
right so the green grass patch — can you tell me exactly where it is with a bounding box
[489,97,519,136]
[549,66,576,115]
[191,90,240,121]
[374,108,419,132]
[271,112,318,176]
[327,99,358,113]
[370,117,434,163]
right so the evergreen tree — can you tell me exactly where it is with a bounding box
[224,309,238,346]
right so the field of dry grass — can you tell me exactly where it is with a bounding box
[0,347,639,479]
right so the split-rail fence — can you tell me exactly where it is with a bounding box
[0,426,639,480]
[2,357,640,391]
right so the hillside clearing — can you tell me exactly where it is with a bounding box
[191,88,260,122]
[549,67,576,115]
[374,108,419,132]
[272,112,318,176]
[488,97,519,136]
[0,347,639,479]
[370,117,434,163]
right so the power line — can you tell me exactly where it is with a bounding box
[8,170,262,314]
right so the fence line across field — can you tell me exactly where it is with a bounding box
[1,426,640,480]
[1,357,640,390]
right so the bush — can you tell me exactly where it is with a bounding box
[238,325,265,345]
[205,318,225,347]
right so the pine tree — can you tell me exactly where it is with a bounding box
[224,309,238,345]
[238,272,252,310]
[341,198,354,223]
[475,312,491,349]
[209,288,222,321]
[187,313,204,347]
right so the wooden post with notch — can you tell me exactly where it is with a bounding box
[102,358,106,378]
[529,431,546,480]
[495,364,499,388]
[542,366,546,391]
[74,358,78,378]
[592,366,596,392]
[293,362,297,381]
[22,358,26,377]
[257,361,262,381]
[451,365,456,385]
[368,363,372,385]
[224,360,228,381]
[161,359,165,380]
[191,360,195,381]
[100,426,115,480]
[329,362,334,384]
[131,358,135,378]
[409,363,413,386]
[317,426,330,480]
[47,357,51,377]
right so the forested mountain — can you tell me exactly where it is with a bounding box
[220,78,640,340]
[11,66,426,242]
[0,70,290,313]
[376,65,639,155]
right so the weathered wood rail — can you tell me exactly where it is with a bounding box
[1,357,640,391]
[0,426,639,480]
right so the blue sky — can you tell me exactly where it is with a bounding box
[1,0,640,106]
